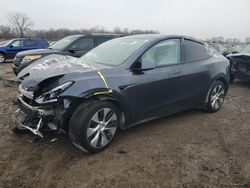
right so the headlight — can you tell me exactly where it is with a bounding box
[35,82,73,104]
[22,55,42,63]
[19,84,34,99]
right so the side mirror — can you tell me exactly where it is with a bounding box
[141,58,155,70]
[69,47,81,53]
[9,44,14,48]
[131,58,155,71]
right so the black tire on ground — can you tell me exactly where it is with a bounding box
[69,100,120,153]
[206,80,226,113]
[0,53,6,63]
[229,64,236,83]
[230,73,236,83]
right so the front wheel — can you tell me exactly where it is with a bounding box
[206,80,226,113]
[0,53,6,63]
[69,100,120,153]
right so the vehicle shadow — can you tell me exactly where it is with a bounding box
[232,80,250,88]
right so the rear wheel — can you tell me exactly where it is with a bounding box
[69,100,120,153]
[0,53,6,63]
[206,80,226,113]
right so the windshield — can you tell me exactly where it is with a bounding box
[81,37,150,66]
[241,45,250,53]
[0,40,13,46]
[50,36,79,50]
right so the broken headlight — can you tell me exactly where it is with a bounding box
[35,82,73,104]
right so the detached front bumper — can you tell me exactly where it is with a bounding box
[13,97,55,137]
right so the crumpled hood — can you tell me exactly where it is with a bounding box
[18,54,106,88]
[227,53,250,58]
[16,48,59,57]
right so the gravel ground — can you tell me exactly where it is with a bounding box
[0,63,250,188]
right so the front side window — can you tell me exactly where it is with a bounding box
[11,40,22,48]
[50,36,80,50]
[70,38,94,50]
[184,40,210,63]
[141,39,180,67]
[24,40,37,47]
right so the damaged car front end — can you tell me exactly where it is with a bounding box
[14,81,74,137]
[14,54,111,138]
[227,45,250,82]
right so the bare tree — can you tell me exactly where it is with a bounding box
[7,12,34,37]
[0,25,14,39]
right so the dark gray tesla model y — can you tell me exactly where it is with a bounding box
[14,34,230,153]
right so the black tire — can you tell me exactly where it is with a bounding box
[206,80,226,113]
[0,53,6,63]
[230,64,236,83]
[69,100,120,153]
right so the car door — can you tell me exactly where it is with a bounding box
[181,39,213,105]
[23,39,38,51]
[6,40,23,58]
[68,37,94,57]
[129,38,190,122]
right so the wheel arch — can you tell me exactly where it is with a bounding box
[63,89,129,129]
[0,51,6,56]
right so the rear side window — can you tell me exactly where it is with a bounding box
[95,37,110,46]
[70,38,94,50]
[39,39,49,47]
[184,40,210,63]
[24,40,37,47]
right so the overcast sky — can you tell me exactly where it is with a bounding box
[0,0,249,40]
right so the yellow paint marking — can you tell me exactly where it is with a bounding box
[97,70,109,88]
[94,89,113,95]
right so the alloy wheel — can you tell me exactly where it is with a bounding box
[0,55,5,63]
[210,84,225,110]
[87,108,117,149]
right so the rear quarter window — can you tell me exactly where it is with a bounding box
[95,37,111,46]
[39,39,49,47]
[23,40,37,47]
[184,40,210,63]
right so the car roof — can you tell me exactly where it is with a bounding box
[122,34,204,44]
[11,38,46,40]
[64,33,122,38]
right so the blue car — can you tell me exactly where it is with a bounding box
[0,38,49,63]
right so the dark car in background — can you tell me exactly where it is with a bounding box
[14,35,230,153]
[227,44,250,82]
[0,38,49,63]
[12,34,120,75]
